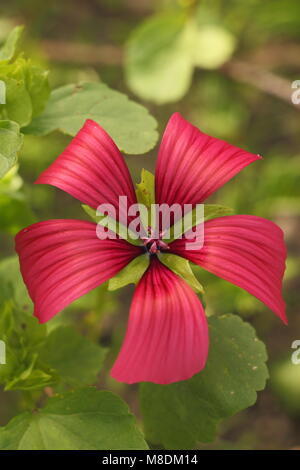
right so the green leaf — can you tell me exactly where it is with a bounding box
[39,326,107,386]
[24,82,158,154]
[159,253,204,294]
[0,26,24,62]
[125,12,195,104]
[140,314,268,449]
[108,255,149,291]
[0,388,148,450]
[0,120,23,178]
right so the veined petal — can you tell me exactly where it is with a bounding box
[170,215,287,323]
[15,219,143,323]
[36,120,137,222]
[111,257,209,384]
[155,113,261,207]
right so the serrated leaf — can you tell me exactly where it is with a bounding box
[24,82,158,154]
[0,26,24,62]
[0,120,23,178]
[39,326,107,386]
[108,255,149,291]
[140,314,268,449]
[159,253,204,294]
[125,12,195,104]
[0,388,148,450]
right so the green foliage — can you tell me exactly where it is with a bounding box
[0,306,107,391]
[0,25,49,178]
[39,326,107,387]
[0,167,35,234]
[0,57,50,127]
[0,388,148,450]
[0,264,107,391]
[0,121,23,179]
[140,315,268,449]
[24,82,158,154]
[0,300,54,391]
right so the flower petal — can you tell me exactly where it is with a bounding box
[15,219,143,323]
[155,113,261,207]
[36,119,137,222]
[111,257,208,384]
[170,215,287,323]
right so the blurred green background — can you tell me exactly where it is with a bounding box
[0,0,299,450]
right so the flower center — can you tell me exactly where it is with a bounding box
[141,228,170,255]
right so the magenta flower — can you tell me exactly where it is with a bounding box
[15,113,287,384]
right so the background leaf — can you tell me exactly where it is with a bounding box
[39,326,107,387]
[24,82,158,154]
[125,12,195,104]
